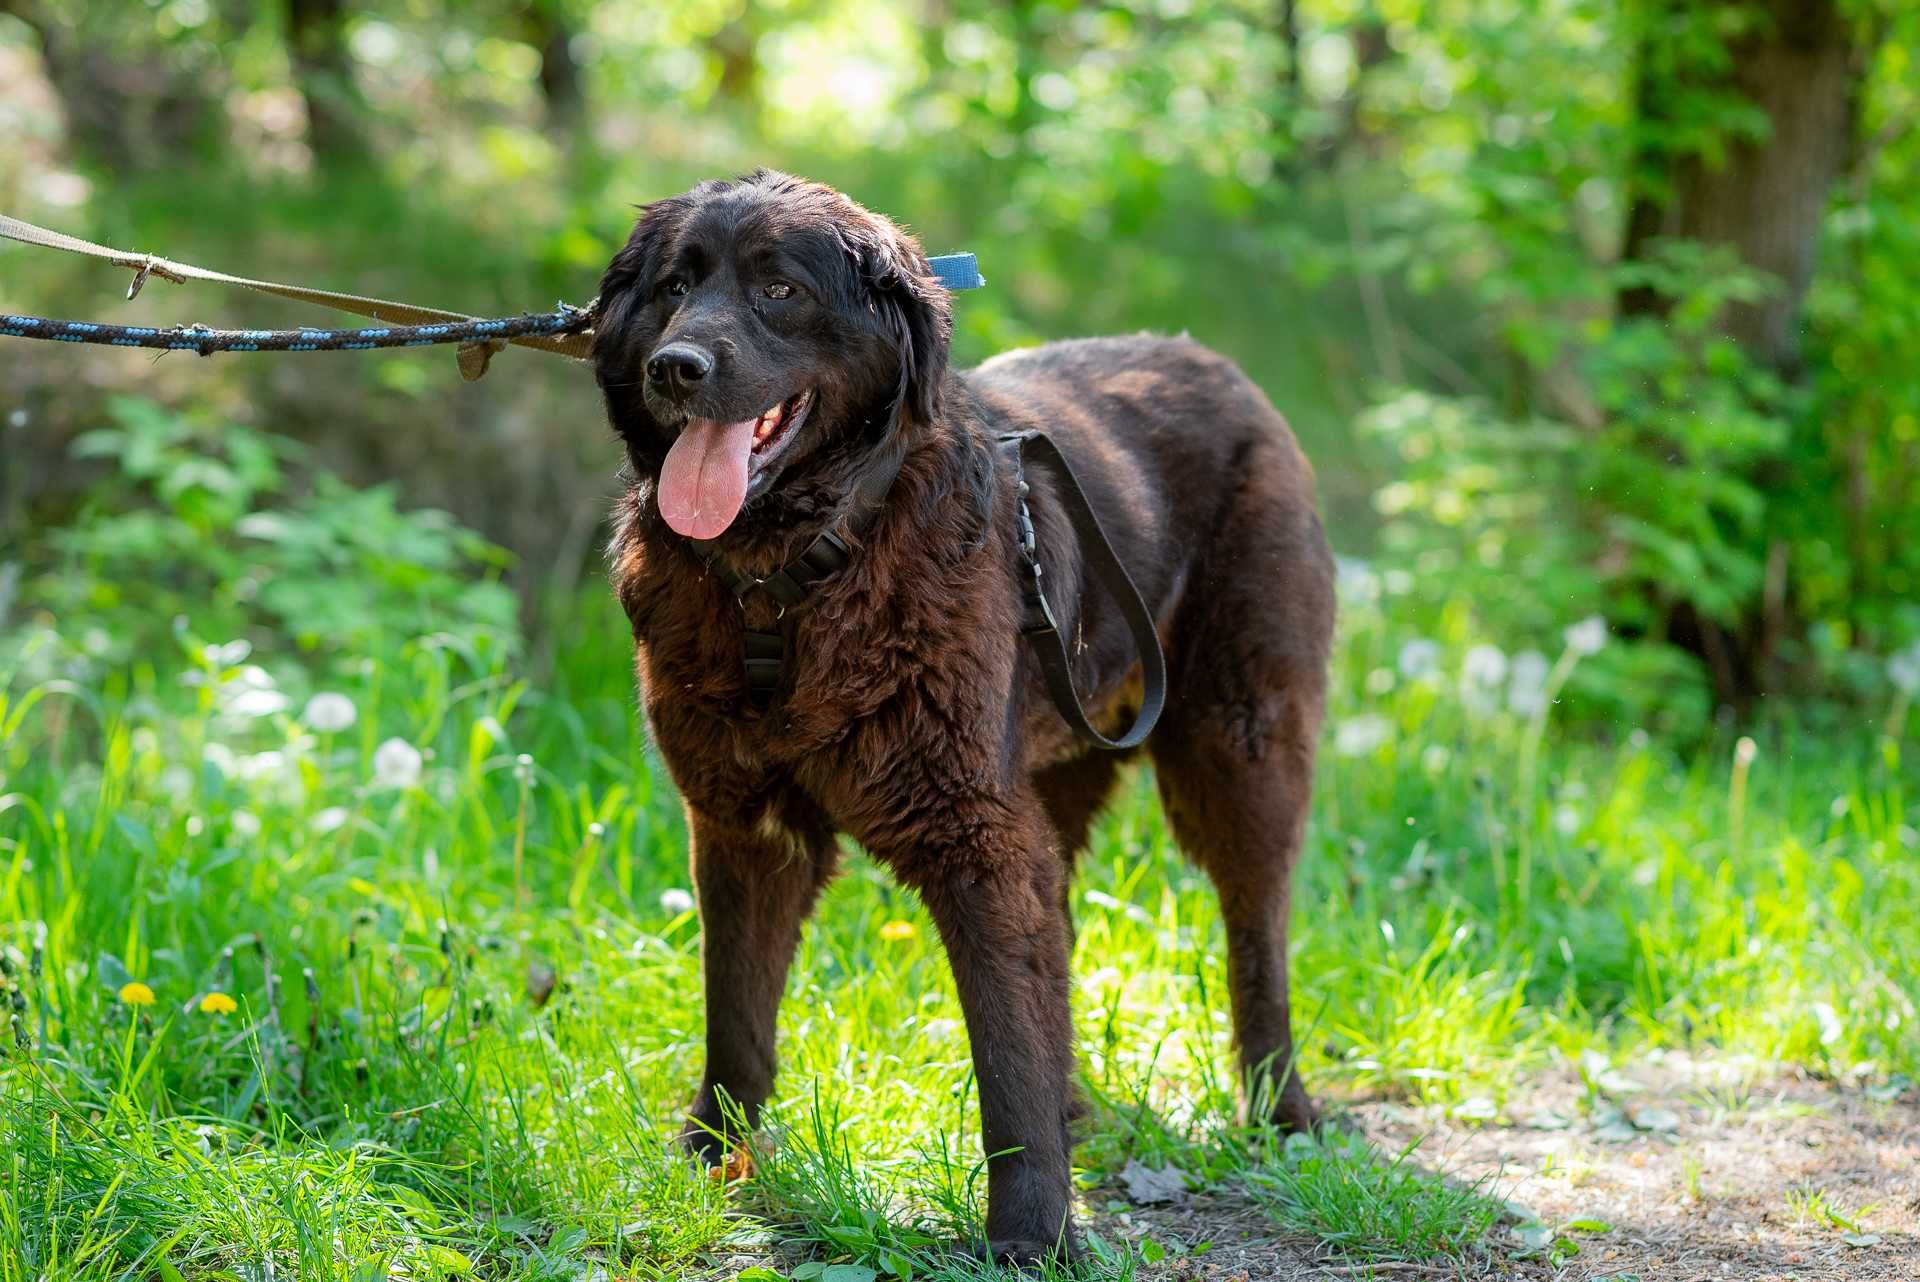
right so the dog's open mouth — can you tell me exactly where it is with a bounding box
[657,389,814,540]
[751,388,812,458]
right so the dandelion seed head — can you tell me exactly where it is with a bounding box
[1462,644,1508,687]
[372,738,423,790]
[1888,643,1920,695]
[227,688,291,719]
[1334,715,1391,757]
[1397,639,1441,680]
[1564,615,1607,656]
[658,887,695,915]
[302,692,357,733]
[1508,649,1551,715]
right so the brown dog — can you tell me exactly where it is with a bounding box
[594,171,1334,1264]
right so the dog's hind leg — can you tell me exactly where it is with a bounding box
[681,802,838,1166]
[1149,454,1335,1133]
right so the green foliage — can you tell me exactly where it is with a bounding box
[19,396,517,674]
[7,0,1919,711]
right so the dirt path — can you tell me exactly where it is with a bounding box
[1095,1055,1919,1280]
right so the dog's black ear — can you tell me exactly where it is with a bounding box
[595,196,689,342]
[856,218,953,424]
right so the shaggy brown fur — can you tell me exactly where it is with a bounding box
[594,171,1336,1265]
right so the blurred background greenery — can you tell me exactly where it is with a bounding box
[3,0,1919,731]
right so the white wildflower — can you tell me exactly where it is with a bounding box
[1508,649,1551,716]
[301,692,357,733]
[1889,642,1920,695]
[1553,805,1581,836]
[372,738,423,790]
[227,688,291,718]
[1463,644,1507,687]
[230,810,262,839]
[1335,557,1380,607]
[311,806,350,834]
[1564,615,1607,656]
[205,639,252,667]
[235,750,286,780]
[1397,639,1441,680]
[659,887,695,915]
[1334,715,1391,757]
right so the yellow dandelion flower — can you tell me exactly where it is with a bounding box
[879,919,917,942]
[118,981,156,1006]
[198,991,238,1015]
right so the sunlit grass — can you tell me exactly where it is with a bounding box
[2,565,1915,1278]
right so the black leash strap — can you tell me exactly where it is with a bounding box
[999,431,1167,751]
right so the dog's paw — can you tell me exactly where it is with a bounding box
[963,1234,1084,1274]
[678,1122,755,1183]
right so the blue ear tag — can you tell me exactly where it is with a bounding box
[928,253,986,292]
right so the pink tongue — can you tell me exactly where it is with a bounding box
[657,416,758,539]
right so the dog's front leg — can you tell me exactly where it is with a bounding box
[906,820,1079,1266]
[681,808,836,1167]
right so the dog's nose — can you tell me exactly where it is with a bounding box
[646,342,714,396]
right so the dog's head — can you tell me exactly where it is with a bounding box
[593,171,953,541]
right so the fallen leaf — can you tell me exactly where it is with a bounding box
[1119,1159,1190,1205]
[1843,1233,1882,1248]
[1512,1224,1555,1251]
[1524,1109,1573,1130]
[525,957,557,1008]
[708,1147,755,1183]
[1631,1106,1681,1132]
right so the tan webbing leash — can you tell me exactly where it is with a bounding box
[0,212,596,380]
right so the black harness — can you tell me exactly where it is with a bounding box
[694,430,1167,752]
[691,444,905,709]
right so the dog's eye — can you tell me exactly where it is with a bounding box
[661,279,689,299]
[763,281,794,300]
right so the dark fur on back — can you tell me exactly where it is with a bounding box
[595,171,1336,1265]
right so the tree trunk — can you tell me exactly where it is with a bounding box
[287,0,362,162]
[1621,0,1859,373]
[1618,0,1864,705]
[528,1,583,126]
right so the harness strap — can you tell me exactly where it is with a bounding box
[999,431,1168,752]
[0,212,595,379]
[692,441,906,708]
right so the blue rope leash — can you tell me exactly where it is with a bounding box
[0,305,594,356]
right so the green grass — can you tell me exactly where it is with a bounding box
[2,446,1916,1279]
